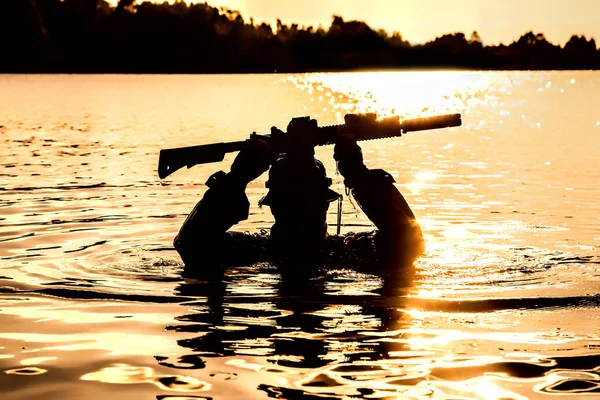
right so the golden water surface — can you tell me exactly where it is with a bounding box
[1,72,599,399]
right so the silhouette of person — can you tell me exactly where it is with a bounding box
[174,118,424,278]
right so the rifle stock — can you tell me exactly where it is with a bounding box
[158,140,245,179]
[158,113,461,179]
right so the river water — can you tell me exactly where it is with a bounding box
[1,72,599,399]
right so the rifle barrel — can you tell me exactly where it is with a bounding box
[401,113,462,133]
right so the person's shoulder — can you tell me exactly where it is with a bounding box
[369,169,396,184]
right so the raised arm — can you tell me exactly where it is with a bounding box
[334,135,425,267]
[173,138,274,267]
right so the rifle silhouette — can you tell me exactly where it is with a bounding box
[158,113,462,179]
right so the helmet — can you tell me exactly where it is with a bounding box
[259,156,341,207]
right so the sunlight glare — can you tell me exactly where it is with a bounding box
[288,71,490,121]
[407,171,438,194]
[81,363,211,391]
[443,225,471,239]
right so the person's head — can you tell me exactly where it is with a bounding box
[260,155,340,261]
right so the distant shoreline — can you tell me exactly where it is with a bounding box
[3,1,600,73]
[2,68,599,74]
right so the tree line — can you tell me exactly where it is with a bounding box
[1,0,599,73]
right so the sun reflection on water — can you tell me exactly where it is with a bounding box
[1,73,600,399]
[80,363,210,392]
[286,71,493,122]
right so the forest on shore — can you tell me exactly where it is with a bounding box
[2,0,599,73]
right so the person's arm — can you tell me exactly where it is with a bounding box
[174,138,274,267]
[334,135,425,267]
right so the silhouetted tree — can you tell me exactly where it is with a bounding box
[508,31,563,69]
[563,35,598,69]
[469,31,483,49]
[389,32,410,48]
[0,0,47,71]
[116,0,135,14]
[1,1,597,72]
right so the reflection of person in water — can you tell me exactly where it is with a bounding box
[174,118,424,277]
[168,270,414,370]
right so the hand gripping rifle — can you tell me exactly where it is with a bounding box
[158,113,462,179]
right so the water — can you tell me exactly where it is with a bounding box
[1,71,599,399]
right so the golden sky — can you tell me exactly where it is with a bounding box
[110,0,600,45]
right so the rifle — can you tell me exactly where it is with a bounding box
[158,113,462,179]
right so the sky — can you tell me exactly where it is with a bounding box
[109,0,600,45]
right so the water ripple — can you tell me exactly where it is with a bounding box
[1,72,599,399]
